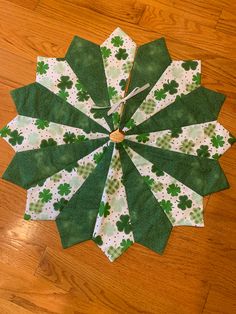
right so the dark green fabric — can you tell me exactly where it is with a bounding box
[65,36,113,130]
[56,142,114,248]
[11,82,109,134]
[126,140,229,196]
[2,138,108,189]
[118,145,172,254]
[120,38,171,129]
[126,87,226,135]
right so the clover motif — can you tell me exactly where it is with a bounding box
[1,27,235,262]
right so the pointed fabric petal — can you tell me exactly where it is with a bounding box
[126,121,232,160]
[126,140,229,196]
[25,143,109,220]
[120,38,172,129]
[93,145,134,261]
[65,36,113,130]
[100,28,136,129]
[0,115,107,152]
[11,82,109,135]
[126,87,225,135]
[123,60,201,132]
[118,144,172,254]
[2,137,108,189]
[36,57,110,130]
[125,146,203,226]
[56,143,114,248]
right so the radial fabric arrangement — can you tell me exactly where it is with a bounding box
[1,28,235,262]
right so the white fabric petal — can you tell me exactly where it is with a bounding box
[93,145,134,261]
[126,121,232,159]
[100,27,136,128]
[123,60,201,131]
[25,143,109,220]
[124,146,204,227]
[2,115,107,152]
[36,57,110,130]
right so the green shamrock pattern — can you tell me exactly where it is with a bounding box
[115,48,128,60]
[37,61,49,75]
[181,60,198,71]
[53,198,69,211]
[58,183,72,196]
[0,125,24,146]
[167,184,181,196]
[140,99,156,114]
[57,75,73,90]
[111,154,121,170]
[136,133,150,143]
[178,195,192,210]
[211,135,225,148]
[40,138,57,148]
[107,239,133,261]
[116,215,132,234]
[156,134,172,149]
[111,36,124,47]
[98,201,111,217]
[8,130,24,146]
[35,119,49,130]
[39,189,53,203]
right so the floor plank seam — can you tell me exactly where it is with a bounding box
[214,9,224,30]
[201,283,212,313]
[34,0,41,11]
[204,195,211,210]
[33,246,48,276]
[136,4,148,25]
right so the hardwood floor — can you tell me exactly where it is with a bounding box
[0,0,235,313]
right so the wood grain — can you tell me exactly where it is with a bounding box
[0,0,235,313]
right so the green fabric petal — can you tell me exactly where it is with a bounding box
[126,87,225,135]
[11,82,109,135]
[118,145,172,254]
[56,142,114,248]
[126,140,229,196]
[2,138,108,189]
[65,36,114,130]
[120,38,171,129]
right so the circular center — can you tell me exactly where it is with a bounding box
[109,129,125,143]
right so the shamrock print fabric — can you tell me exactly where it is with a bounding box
[1,28,235,262]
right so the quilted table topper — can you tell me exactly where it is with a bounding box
[1,28,235,262]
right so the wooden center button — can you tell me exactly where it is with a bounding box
[109,129,125,143]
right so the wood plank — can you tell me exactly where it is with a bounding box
[0,0,235,313]
[202,284,236,314]
[0,262,77,314]
[66,0,146,24]
[1,0,236,101]
[216,9,236,35]
[0,298,34,314]
[0,178,62,274]
[57,0,219,28]
[36,246,209,314]
[172,0,222,20]
[138,4,236,59]
[0,48,35,88]
[59,151,236,294]
[6,0,39,10]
